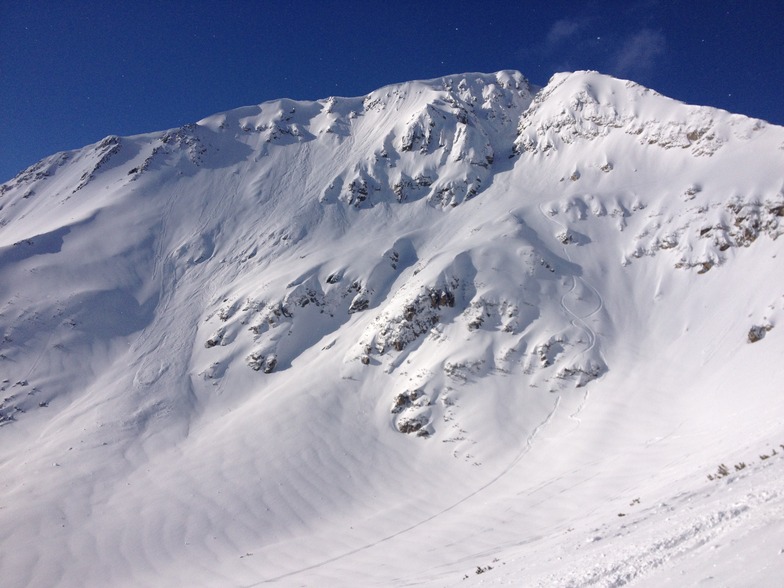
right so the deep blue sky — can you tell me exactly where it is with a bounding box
[1,0,782,183]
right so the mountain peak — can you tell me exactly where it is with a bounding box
[515,69,769,157]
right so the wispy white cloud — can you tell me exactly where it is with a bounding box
[612,29,666,78]
[519,20,667,84]
[545,19,588,48]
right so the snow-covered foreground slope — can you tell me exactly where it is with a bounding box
[1,70,783,587]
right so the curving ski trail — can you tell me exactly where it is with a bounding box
[536,204,606,424]
[536,204,602,343]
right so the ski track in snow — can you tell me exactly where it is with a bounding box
[536,203,603,344]
[536,202,604,425]
[249,396,563,586]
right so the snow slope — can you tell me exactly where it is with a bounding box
[1,70,783,587]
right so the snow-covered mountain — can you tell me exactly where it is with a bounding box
[1,70,783,587]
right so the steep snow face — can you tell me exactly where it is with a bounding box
[1,71,783,587]
[197,69,533,208]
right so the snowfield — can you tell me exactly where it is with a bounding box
[1,70,783,587]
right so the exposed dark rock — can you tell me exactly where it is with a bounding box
[748,324,773,343]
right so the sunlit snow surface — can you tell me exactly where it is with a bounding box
[1,71,783,587]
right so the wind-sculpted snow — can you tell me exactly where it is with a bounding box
[1,70,784,587]
[514,71,769,157]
